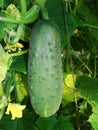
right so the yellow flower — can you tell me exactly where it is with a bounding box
[5,103,26,120]
[62,74,77,103]
[73,29,78,34]
[65,74,77,88]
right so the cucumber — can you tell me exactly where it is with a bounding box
[28,19,62,117]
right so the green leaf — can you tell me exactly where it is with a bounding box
[0,12,17,40]
[24,5,40,24]
[0,109,38,130]
[0,0,13,9]
[75,75,98,129]
[66,13,84,38]
[10,54,27,74]
[0,53,12,83]
[2,70,14,97]
[0,44,5,54]
[1,110,37,129]
[78,0,98,40]
[35,115,57,130]
[46,0,66,49]
[54,116,74,130]
[88,106,98,130]
[0,96,7,119]
[76,76,98,102]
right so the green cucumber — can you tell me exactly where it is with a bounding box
[28,19,62,117]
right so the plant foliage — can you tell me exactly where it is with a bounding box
[0,0,98,129]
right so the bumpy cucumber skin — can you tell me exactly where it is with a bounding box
[28,19,62,117]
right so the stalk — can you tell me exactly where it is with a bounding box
[62,0,70,73]
[20,0,27,18]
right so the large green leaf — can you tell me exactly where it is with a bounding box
[0,110,38,130]
[63,75,98,129]
[46,0,66,49]
[78,0,98,41]
[66,13,84,38]
[54,116,74,130]
[35,115,57,130]
[75,75,98,129]
[76,76,98,102]
[46,0,64,30]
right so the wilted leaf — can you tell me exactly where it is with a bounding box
[6,4,21,20]
[13,72,28,103]
[62,73,77,105]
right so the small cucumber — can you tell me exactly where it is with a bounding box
[28,19,62,117]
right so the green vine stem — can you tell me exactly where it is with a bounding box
[10,50,28,57]
[73,0,79,14]
[62,0,70,73]
[20,0,27,19]
[62,1,81,129]
[93,56,97,77]
[12,24,24,44]
[0,17,21,23]
[85,24,98,29]
[0,15,39,24]
[71,50,93,75]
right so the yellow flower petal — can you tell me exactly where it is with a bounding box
[5,103,26,120]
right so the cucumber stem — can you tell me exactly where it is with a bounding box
[41,6,49,19]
